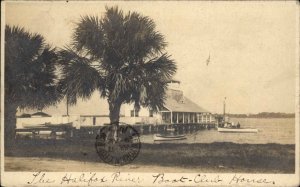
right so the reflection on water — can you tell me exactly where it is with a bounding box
[140,118,295,144]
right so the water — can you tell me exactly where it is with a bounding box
[140,118,295,144]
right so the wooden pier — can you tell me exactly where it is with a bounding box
[132,123,216,135]
[16,122,216,140]
[73,123,216,138]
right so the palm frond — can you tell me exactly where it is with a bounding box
[143,54,177,81]
[72,15,104,59]
[5,25,62,109]
[5,25,45,65]
[64,7,177,117]
[122,11,167,63]
[57,48,104,105]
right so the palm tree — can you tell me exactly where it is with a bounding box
[58,6,177,124]
[5,25,61,144]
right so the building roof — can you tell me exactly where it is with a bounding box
[164,95,209,113]
[18,113,31,118]
[31,111,52,117]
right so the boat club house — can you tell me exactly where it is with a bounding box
[160,93,213,124]
[123,80,215,125]
[158,81,212,124]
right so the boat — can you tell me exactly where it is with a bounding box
[166,126,175,132]
[22,123,48,129]
[153,134,186,141]
[216,97,258,133]
[44,122,73,128]
[22,122,73,129]
[217,127,258,133]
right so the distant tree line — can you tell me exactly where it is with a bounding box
[225,112,295,118]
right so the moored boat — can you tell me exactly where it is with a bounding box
[22,123,48,128]
[153,134,186,141]
[217,127,258,133]
[22,122,73,129]
[166,126,175,132]
[216,97,258,133]
[44,122,73,128]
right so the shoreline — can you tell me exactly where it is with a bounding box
[5,140,295,173]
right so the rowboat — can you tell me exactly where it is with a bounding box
[166,127,175,132]
[217,127,258,133]
[153,134,186,141]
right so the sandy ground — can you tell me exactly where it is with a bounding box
[4,156,268,173]
[4,140,295,173]
[5,157,223,173]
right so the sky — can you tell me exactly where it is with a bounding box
[4,1,298,114]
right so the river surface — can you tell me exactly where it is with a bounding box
[140,118,295,144]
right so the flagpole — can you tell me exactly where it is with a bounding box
[223,97,226,117]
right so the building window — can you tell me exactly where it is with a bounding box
[135,109,139,117]
[184,113,188,123]
[178,113,183,123]
[93,117,96,126]
[172,112,177,123]
[131,109,139,117]
[149,110,154,117]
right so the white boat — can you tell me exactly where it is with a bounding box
[166,127,175,132]
[44,122,73,128]
[22,122,73,129]
[216,97,258,133]
[153,134,186,141]
[217,127,258,133]
[22,123,48,128]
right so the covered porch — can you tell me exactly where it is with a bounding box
[160,111,214,124]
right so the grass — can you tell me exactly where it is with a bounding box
[5,139,295,173]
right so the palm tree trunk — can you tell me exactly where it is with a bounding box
[4,101,17,147]
[108,100,122,124]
